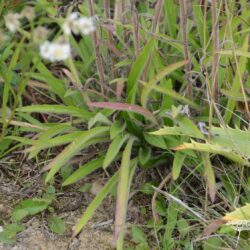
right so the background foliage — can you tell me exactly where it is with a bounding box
[0,0,250,249]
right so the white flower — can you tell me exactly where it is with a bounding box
[4,12,21,33]
[40,39,71,62]
[62,12,95,36]
[0,226,3,232]
[62,12,79,35]
[78,17,95,35]
[21,6,35,21]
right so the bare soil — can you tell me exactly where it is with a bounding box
[0,160,116,250]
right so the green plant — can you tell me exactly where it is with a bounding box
[0,0,250,249]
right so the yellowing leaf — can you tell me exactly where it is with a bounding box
[223,204,250,221]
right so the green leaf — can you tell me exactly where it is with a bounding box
[32,57,66,100]
[172,152,186,180]
[60,165,73,182]
[140,182,155,195]
[139,147,151,166]
[115,138,137,249]
[176,116,205,139]
[131,226,147,244]
[0,224,25,244]
[127,39,155,103]
[135,243,150,250]
[224,35,249,124]
[12,199,51,221]
[223,203,250,221]
[141,60,188,108]
[17,105,92,120]
[62,156,105,186]
[44,127,109,183]
[144,133,167,149]
[48,216,66,235]
[73,171,119,236]
[88,112,112,129]
[146,84,199,109]
[103,134,130,169]
[177,219,190,236]
[110,121,126,140]
[28,133,106,159]
[174,140,250,166]
[78,183,92,193]
[164,202,179,246]
[151,124,204,139]
[164,0,177,38]
[210,126,250,158]
[203,154,216,202]
[218,49,250,58]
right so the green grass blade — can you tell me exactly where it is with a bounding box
[17,105,92,119]
[163,0,177,38]
[140,60,189,108]
[224,35,249,124]
[127,39,155,103]
[73,171,119,236]
[203,154,216,202]
[1,39,23,135]
[115,137,136,248]
[172,152,186,180]
[44,127,109,183]
[32,57,67,101]
[62,155,105,186]
[103,134,130,169]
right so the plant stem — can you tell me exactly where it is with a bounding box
[89,0,106,94]
[67,58,91,105]
[179,0,192,99]
[131,0,139,57]
[142,0,164,81]
[211,0,219,103]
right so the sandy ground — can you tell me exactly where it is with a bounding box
[0,175,116,250]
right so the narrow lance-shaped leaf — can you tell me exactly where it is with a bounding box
[147,84,199,109]
[73,171,119,236]
[62,155,105,186]
[43,127,109,183]
[17,104,92,119]
[203,153,216,202]
[141,60,189,108]
[88,102,157,124]
[173,140,250,166]
[115,137,136,249]
[172,152,186,180]
[103,134,130,169]
[127,39,155,103]
[218,50,250,58]
[152,125,250,158]
[204,203,250,236]
[28,136,108,160]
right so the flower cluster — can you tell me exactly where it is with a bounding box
[4,6,35,33]
[39,13,96,62]
[62,12,96,36]
[4,7,96,62]
[40,38,71,62]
